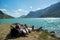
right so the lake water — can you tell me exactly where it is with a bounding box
[0,18,60,37]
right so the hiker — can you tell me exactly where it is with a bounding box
[38,27,43,31]
[15,23,29,35]
[19,27,28,36]
[15,23,20,30]
[10,25,20,37]
[10,23,33,37]
[24,27,28,34]
[50,31,55,37]
[37,26,43,31]
[24,24,31,33]
[24,24,28,28]
[32,25,35,31]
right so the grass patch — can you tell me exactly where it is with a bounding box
[38,31,59,40]
[0,24,11,40]
[0,24,59,40]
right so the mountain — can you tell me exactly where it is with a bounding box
[18,15,26,18]
[0,10,14,19]
[25,9,44,18]
[40,2,60,17]
[25,2,60,18]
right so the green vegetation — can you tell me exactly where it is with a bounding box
[38,31,58,40]
[0,10,14,19]
[0,24,59,40]
[0,24,10,40]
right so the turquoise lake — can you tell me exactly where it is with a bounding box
[0,18,60,37]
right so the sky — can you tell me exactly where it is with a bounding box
[0,0,60,17]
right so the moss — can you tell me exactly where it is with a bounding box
[38,31,59,40]
[38,31,49,39]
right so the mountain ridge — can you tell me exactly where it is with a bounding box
[24,2,60,18]
[0,10,14,19]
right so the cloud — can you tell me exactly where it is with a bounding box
[34,8,41,11]
[0,8,9,14]
[31,8,41,11]
[36,8,41,10]
[17,9,28,12]
[0,8,29,17]
[12,9,29,17]
[0,9,7,12]
[30,6,32,9]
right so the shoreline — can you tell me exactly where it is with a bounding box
[0,24,60,37]
[0,24,60,40]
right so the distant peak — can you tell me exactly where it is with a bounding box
[0,10,4,14]
[54,2,60,5]
[0,10,2,12]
